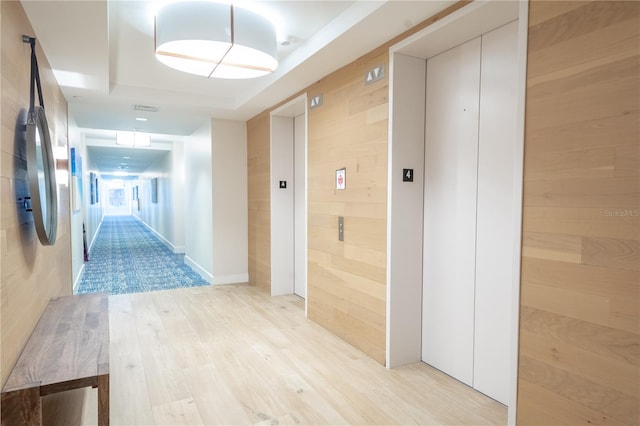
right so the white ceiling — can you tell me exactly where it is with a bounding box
[21,0,455,174]
[87,144,171,174]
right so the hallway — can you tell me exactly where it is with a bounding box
[76,216,209,295]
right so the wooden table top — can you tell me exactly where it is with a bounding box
[2,293,109,395]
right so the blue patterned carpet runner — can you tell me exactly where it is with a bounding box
[76,215,208,295]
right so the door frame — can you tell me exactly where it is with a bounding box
[385,1,528,423]
[269,94,308,312]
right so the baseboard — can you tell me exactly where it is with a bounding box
[72,263,85,294]
[136,217,180,253]
[173,245,186,254]
[212,273,249,285]
[184,255,214,284]
[89,220,103,253]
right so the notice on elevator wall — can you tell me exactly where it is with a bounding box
[336,168,346,190]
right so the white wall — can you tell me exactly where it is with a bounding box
[184,121,214,282]
[102,179,133,216]
[68,115,85,291]
[171,140,186,252]
[70,125,104,292]
[211,119,249,284]
[135,141,185,254]
[137,150,176,250]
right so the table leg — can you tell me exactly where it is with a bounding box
[97,374,109,426]
[1,387,41,426]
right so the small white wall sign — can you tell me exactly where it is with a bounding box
[336,168,346,190]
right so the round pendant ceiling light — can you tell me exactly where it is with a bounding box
[155,1,278,79]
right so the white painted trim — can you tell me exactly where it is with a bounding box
[385,55,395,368]
[172,245,185,254]
[88,218,103,253]
[386,52,427,369]
[301,100,308,318]
[509,2,529,424]
[185,255,214,284]
[72,263,85,294]
[389,0,518,57]
[212,273,249,285]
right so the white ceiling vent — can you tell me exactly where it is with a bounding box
[132,104,158,112]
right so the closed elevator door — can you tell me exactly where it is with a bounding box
[422,21,518,404]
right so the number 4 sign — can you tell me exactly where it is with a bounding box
[403,168,414,182]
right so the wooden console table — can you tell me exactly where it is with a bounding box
[1,294,109,425]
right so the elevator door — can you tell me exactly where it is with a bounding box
[422,35,481,386]
[422,21,518,404]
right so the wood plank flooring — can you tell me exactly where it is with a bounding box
[80,284,505,425]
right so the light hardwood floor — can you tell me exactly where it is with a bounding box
[77,284,505,425]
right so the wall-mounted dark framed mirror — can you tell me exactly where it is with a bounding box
[26,105,57,245]
[23,35,58,246]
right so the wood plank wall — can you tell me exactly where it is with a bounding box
[518,1,640,424]
[247,113,271,292]
[305,50,390,364]
[0,1,71,386]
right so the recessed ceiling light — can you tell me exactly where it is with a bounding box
[135,117,148,122]
[123,156,131,159]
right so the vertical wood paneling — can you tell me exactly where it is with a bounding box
[0,1,71,387]
[305,50,390,365]
[518,1,640,424]
[247,112,271,291]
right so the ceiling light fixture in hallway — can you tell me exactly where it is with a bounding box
[154,1,278,78]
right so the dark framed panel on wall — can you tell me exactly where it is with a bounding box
[70,147,83,212]
[89,172,96,204]
[151,178,158,203]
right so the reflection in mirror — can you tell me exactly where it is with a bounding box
[26,106,57,245]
